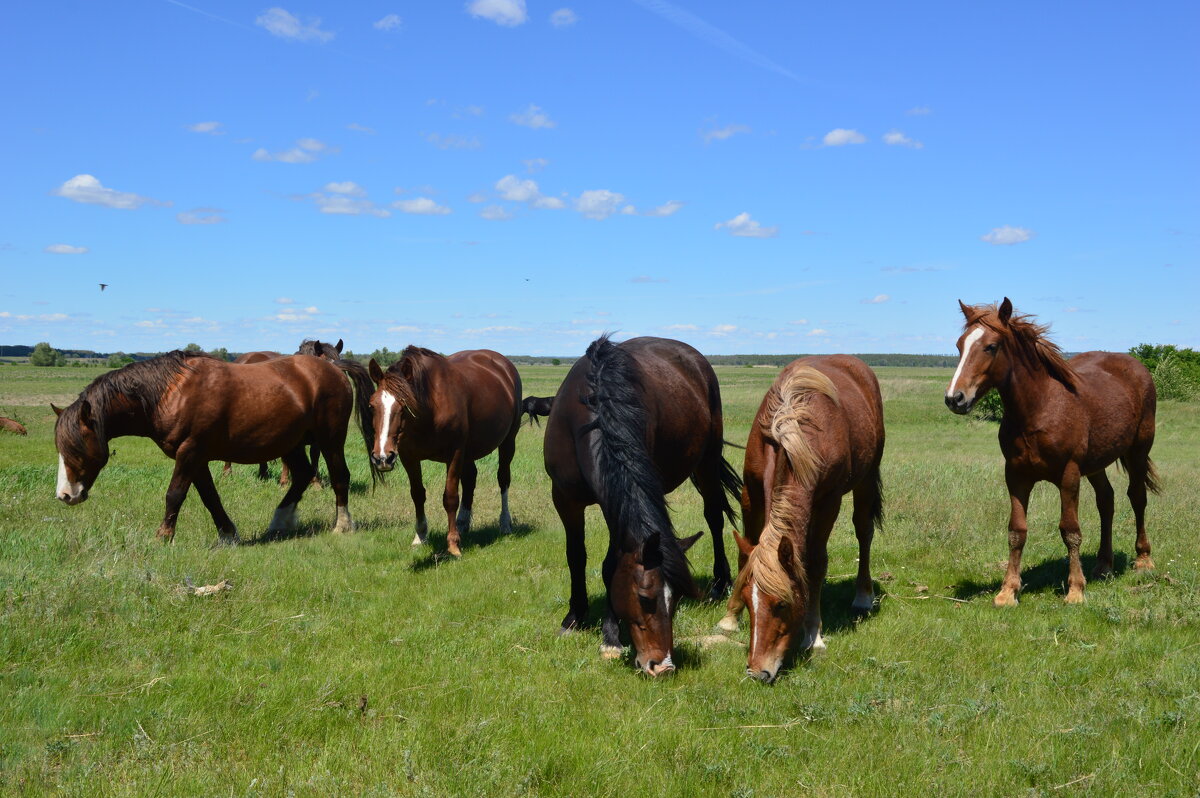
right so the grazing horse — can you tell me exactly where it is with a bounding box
[520,395,554,426]
[53,349,378,543]
[223,339,344,483]
[945,298,1158,605]
[368,347,522,558]
[544,335,742,676]
[0,417,27,435]
[717,357,884,683]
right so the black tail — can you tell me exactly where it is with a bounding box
[334,358,383,486]
[692,453,743,526]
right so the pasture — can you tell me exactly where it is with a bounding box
[1,362,1197,796]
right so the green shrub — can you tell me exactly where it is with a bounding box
[1129,344,1200,402]
[971,388,1004,422]
[29,342,64,367]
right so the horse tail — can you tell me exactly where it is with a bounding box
[1119,453,1162,496]
[692,451,743,526]
[333,358,383,486]
[767,367,839,491]
[868,463,884,529]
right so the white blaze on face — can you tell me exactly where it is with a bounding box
[948,326,985,398]
[377,390,397,454]
[56,454,84,503]
[750,582,762,655]
[663,582,673,611]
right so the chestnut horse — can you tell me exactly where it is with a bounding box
[368,347,522,558]
[53,349,378,543]
[718,356,884,683]
[223,338,343,483]
[945,298,1158,605]
[544,335,742,676]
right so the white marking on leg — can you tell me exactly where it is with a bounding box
[270,503,298,531]
[948,326,985,398]
[333,505,353,534]
[411,517,428,546]
[378,391,396,455]
[498,488,511,532]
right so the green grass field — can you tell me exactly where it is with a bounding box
[1,364,1197,796]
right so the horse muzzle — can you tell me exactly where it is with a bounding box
[371,453,397,472]
[56,488,88,506]
[637,654,676,678]
[944,391,973,415]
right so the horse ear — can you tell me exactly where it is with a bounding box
[998,297,1014,325]
[78,400,92,425]
[958,299,973,320]
[641,533,663,569]
[731,528,755,558]
[335,339,344,354]
[777,535,796,575]
[51,403,64,417]
[368,358,384,385]
[678,530,704,552]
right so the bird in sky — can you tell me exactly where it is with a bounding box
[99,283,108,291]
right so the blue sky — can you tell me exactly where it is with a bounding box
[1,0,1196,355]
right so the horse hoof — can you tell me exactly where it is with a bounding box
[1134,556,1155,571]
[715,614,739,633]
[1091,564,1114,580]
[993,592,1019,607]
[599,645,623,660]
[448,545,462,558]
[1064,591,1085,605]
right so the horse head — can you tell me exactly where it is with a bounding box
[367,357,418,472]
[51,400,108,505]
[945,297,1014,414]
[732,529,807,684]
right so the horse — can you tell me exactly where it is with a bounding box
[945,298,1158,605]
[716,356,884,683]
[0,417,27,435]
[53,349,378,544]
[520,395,554,426]
[368,346,522,558]
[544,335,742,676]
[222,339,344,483]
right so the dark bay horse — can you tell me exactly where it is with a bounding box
[520,395,554,426]
[717,356,884,683]
[54,349,377,543]
[945,298,1158,605]
[223,338,343,483]
[544,335,741,676]
[368,347,522,558]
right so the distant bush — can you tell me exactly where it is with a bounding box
[370,347,402,368]
[972,389,1004,422]
[1129,344,1200,402]
[107,352,135,368]
[29,342,64,367]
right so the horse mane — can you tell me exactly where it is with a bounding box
[380,346,443,412]
[733,484,810,604]
[582,334,695,593]
[296,339,338,359]
[963,303,1077,392]
[57,350,213,455]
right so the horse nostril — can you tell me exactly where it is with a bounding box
[755,670,775,683]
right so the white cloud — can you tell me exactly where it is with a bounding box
[325,181,365,196]
[509,104,555,129]
[276,297,295,304]
[823,128,866,146]
[523,157,549,173]
[176,208,227,225]
[664,323,698,331]
[883,130,923,149]
[533,196,565,209]
[301,185,390,217]
[981,225,1034,246]
[393,197,452,215]
[374,13,402,31]
[496,175,540,202]
[788,319,808,325]
[710,324,737,335]
[346,123,375,134]
[644,200,684,217]
[255,7,334,42]
[252,138,327,163]
[714,211,778,238]
[425,133,481,150]
[467,0,527,26]
[467,192,488,203]
[550,8,577,26]
[808,328,829,336]
[53,174,164,210]
[186,121,224,135]
[44,244,88,254]
[480,205,514,221]
[576,189,626,220]
[703,123,750,144]
[862,294,890,304]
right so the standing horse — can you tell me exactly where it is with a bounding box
[368,347,522,558]
[544,335,742,676]
[54,349,378,543]
[223,338,344,483]
[717,357,884,683]
[945,298,1158,605]
[520,395,554,426]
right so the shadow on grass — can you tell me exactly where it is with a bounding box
[950,551,1131,600]
[408,522,536,572]
[242,513,394,545]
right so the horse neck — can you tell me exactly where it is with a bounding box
[98,392,156,439]
[996,355,1058,422]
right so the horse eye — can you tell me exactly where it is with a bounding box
[984,344,999,354]
[638,595,658,613]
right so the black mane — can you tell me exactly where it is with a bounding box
[582,335,694,592]
[296,339,339,360]
[382,346,443,410]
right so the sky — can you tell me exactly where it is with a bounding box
[1,0,1197,356]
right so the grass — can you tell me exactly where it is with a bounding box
[1,363,1197,796]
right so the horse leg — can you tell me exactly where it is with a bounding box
[322,441,353,534]
[192,464,240,545]
[308,445,323,488]
[496,430,516,534]
[443,451,465,557]
[996,469,1034,606]
[1058,465,1087,603]
[279,459,290,486]
[155,455,197,542]
[693,463,733,600]
[456,460,477,536]
[801,498,840,653]
[555,486,589,633]
[599,546,622,659]
[850,468,882,615]
[1088,470,1116,579]
[1125,448,1155,571]
[257,462,270,481]
[221,461,232,478]
[268,448,314,534]
[401,454,428,546]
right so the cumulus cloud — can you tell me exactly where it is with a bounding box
[644,200,684,217]
[710,324,737,335]
[54,174,165,210]
[480,205,514,220]
[393,197,452,215]
[576,189,626,220]
[714,211,778,238]
[509,104,555,129]
[252,138,328,163]
[255,7,334,42]
[425,132,481,150]
[664,323,698,331]
[45,244,88,254]
[550,8,577,26]
[981,225,1034,245]
[823,128,866,146]
[861,294,890,304]
[523,157,549,173]
[703,123,749,144]
[186,121,224,135]
[808,328,829,336]
[324,181,364,196]
[374,13,402,31]
[883,130,923,149]
[493,174,564,209]
[299,184,390,217]
[467,0,527,27]
[176,208,227,225]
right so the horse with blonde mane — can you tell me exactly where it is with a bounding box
[718,355,884,683]
[945,298,1158,605]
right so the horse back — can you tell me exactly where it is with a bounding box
[1070,351,1156,461]
[435,349,521,459]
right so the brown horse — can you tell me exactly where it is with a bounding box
[718,356,884,683]
[368,347,522,558]
[0,417,28,435]
[520,395,554,426]
[53,349,377,543]
[945,298,1158,605]
[544,335,742,676]
[223,338,343,483]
